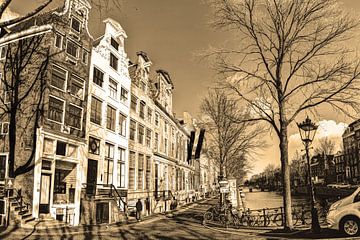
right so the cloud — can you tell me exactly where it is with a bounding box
[1,7,20,22]
[288,120,347,159]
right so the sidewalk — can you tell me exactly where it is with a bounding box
[0,196,211,239]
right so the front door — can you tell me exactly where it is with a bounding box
[86,159,98,195]
[39,174,51,213]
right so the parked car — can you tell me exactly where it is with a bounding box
[327,186,360,236]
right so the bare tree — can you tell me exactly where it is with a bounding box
[0,0,122,29]
[0,34,52,178]
[314,137,336,155]
[0,0,52,28]
[207,0,360,230]
[200,89,265,199]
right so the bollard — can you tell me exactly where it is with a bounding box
[263,208,266,226]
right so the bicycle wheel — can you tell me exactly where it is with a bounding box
[274,213,283,226]
[259,215,271,226]
[291,212,299,226]
[204,211,213,222]
[303,211,311,225]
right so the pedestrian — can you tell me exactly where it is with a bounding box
[136,199,143,221]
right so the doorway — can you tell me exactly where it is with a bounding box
[86,159,98,195]
[39,173,51,213]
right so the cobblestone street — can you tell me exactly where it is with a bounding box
[0,197,354,240]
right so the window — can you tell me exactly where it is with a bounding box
[111,37,119,51]
[164,121,168,133]
[155,113,159,126]
[66,104,82,129]
[145,156,151,190]
[82,50,88,65]
[0,46,6,60]
[93,67,104,87]
[54,169,66,194]
[55,33,62,49]
[155,133,159,151]
[129,151,136,189]
[117,148,126,188]
[138,124,144,144]
[71,17,81,32]
[66,40,79,58]
[89,137,100,155]
[138,153,144,190]
[70,74,84,99]
[90,97,102,125]
[4,91,11,104]
[109,78,118,99]
[51,65,67,90]
[139,101,145,119]
[130,95,137,111]
[104,143,114,185]
[0,155,6,181]
[48,96,64,123]
[146,129,152,148]
[106,105,116,131]
[56,141,66,156]
[1,122,9,135]
[164,138,168,155]
[130,119,136,141]
[147,108,152,123]
[119,113,127,136]
[120,87,128,103]
[110,53,118,70]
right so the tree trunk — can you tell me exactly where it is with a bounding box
[279,125,293,230]
[8,107,16,178]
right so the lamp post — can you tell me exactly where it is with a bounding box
[297,116,321,233]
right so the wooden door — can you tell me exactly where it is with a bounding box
[86,159,98,195]
[39,174,51,213]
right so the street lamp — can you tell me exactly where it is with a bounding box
[297,116,321,233]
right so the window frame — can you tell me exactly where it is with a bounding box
[111,37,119,51]
[89,136,100,155]
[54,33,63,49]
[70,17,81,33]
[47,95,65,124]
[129,119,136,141]
[66,39,79,59]
[90,96,102,125]
[106,105,116,132]
[118,112,127,137]
[110,53,118,71]
[104,142,115,185]
[51,64,68,92]
[138,124,145,144]
[93,66,104,87]
[69,74,85,100]
[120,87,129,103]
[117,147,126,188]
[109,77,118,100]
[66,103,83,130]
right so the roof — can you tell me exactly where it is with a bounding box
[136,51,150,62]
[156,69,174,88]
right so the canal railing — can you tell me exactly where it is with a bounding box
[203,203,328,228]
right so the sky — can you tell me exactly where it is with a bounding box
[3,0,360,177]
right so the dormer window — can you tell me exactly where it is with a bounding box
[71,18,81,33]
[111,37,119,51]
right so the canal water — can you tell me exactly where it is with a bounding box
[242,188,308,210]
